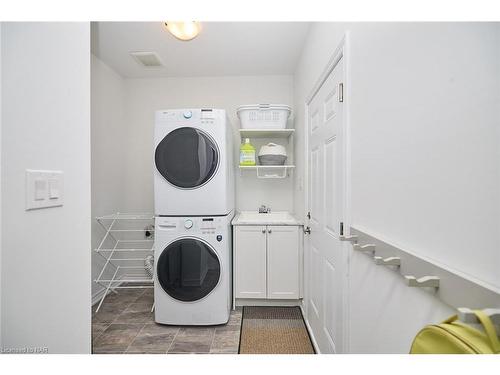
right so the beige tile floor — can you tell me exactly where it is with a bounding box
[92,288,241,354]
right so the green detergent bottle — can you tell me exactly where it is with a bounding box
[240,138,256,166]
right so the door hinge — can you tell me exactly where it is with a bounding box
[339,83,344,102]
[340,222,344,236]
[307,211,311,220]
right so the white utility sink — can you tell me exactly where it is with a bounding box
[234,211,299,225]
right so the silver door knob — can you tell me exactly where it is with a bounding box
[304,226,311,234]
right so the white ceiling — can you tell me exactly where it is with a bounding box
[91,22,310,78]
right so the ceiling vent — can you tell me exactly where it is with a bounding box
[130,52,163,68]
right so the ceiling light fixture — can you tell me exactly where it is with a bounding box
[164,21,201,41]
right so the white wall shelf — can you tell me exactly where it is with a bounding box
[239,165,295,179]
[237,119,295,179]
[239,129,295,139]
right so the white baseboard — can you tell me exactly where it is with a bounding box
[235,298,302,307]
[300,304,321,354]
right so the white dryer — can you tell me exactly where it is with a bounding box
[154,214,232,325]
[154,109,234,216]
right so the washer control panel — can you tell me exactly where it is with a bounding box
[156,216,226,236]
[200,217,218,234]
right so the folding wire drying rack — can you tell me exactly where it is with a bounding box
[94,213,155,312]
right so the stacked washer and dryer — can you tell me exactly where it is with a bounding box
[153,109,234,325]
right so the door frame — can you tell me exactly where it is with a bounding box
[303,32,352,353]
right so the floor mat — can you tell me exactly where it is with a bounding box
[239,306,315,354]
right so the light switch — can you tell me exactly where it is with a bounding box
[34,179,47,200]
[48,178,60,199]
[26,169,64,210]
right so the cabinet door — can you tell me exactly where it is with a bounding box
[267,226,300,299]
[234,226,267,299]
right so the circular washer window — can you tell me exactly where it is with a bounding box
[155,127,219,189]
[157,238,221,302]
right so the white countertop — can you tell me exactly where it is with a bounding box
[231,211,302,226]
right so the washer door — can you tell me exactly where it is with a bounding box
[157,238,221,302]
[155,127,219,189]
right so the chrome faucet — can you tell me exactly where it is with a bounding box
[259,205,271,214]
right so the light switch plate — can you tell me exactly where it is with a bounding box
[26,169,64,210]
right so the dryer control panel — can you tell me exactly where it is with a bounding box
[155,108,223,123]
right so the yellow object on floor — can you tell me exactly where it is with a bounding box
[410,310,500,354]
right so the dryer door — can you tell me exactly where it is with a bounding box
[155,127,219,189]
[157,238,221,302]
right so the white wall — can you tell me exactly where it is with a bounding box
[123,75,294,213]
[0,23,2,347]
[1,23,91,353]
[91,55,128,302]
[294,23,500,352]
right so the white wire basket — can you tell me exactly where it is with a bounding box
[94,213,155,312]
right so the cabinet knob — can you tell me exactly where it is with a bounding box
[268,229,272,234]
[262,229,266,233]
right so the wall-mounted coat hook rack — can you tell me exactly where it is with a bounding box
[457,307,500,325]
[374,256,401,266]
[339,235,358,243]
[352,243,376,253]
[350,226,500,311]
[404,275,440,288]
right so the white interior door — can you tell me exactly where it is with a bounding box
[306,56,346,353]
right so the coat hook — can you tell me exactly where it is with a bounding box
[339,235,358,243]
[374,256,400,266]
[404,275,440,288]
[457,307,500,325]
[352,243,376,253]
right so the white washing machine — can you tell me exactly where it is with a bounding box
[154,213,232,325]
[154,109,234,216]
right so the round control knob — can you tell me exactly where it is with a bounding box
[184,219,193,229]
[183,111,192,119]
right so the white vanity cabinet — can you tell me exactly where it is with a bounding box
[233,224,300,300]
